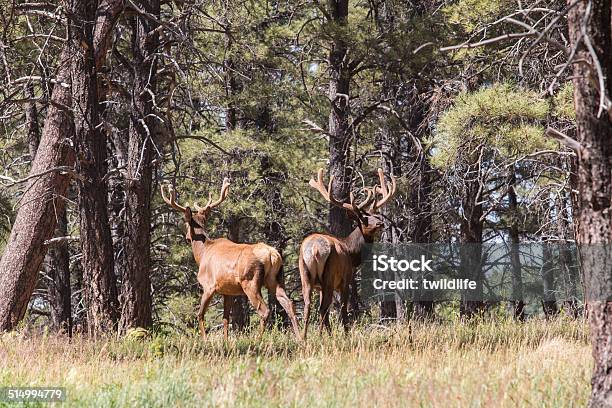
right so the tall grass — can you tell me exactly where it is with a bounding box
[0,316,590,407]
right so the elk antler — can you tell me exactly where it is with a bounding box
[161,184,188,212]
[309,169,375,214]
[193,178,231,214]
[370,168,397,212]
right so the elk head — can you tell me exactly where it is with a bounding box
[160,178,231,243]
[309,168,397,239]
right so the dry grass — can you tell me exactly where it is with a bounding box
[0,316,591,407]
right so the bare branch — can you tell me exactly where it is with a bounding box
[0,166,82,187]
[44,236,80,246]
[545,127,582,152]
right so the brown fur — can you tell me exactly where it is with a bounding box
[161,182,301,341]
[299,169,396,340]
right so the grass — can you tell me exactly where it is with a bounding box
[0,316,591,407]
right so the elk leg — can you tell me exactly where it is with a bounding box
[340,281,350,333]
[243,284,270,337]
[271,283,302,341]
[197,287,215,338]
[302,282,312,341]
[222,295,232,341]
[319,288,333,335]
[299,254,312,341]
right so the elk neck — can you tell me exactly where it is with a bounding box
[189,229,211,265]
[341,225,369,267]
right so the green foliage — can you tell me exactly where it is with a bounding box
[553,82,576,120]
[443,0,515,33]
[430,83,556,168]
[156,295,200,332]
[0,193,13,253]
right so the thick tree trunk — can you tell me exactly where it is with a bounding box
[118,0,160,332]
[327,0,361,318]
[26,89,73,334]
[567,2,612,406]
[69,0,118,335]
[327,0,352,239]
[0,49,74,331]
[0,0,123,334]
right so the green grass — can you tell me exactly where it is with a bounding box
[0,316,591,407]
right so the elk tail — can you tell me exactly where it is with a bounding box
[269,249,284,285]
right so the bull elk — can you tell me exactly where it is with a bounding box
[299,168,396,340]
[161,179,301,340]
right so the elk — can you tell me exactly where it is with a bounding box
[299,168,396,340]
[161,179,301,341]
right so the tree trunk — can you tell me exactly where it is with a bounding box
[459,159,484,317]
[327,0,361,318]
[46,211,72,335]
[567,2,612,405]
[69,0,118,335]
[508,168,525,320]
[0,48,74,331]
[118,0,160,332]
[327,0,352,239]
[26,88,73,334]
[0,0,123,332]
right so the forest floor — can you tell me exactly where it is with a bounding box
[0,316,590,407]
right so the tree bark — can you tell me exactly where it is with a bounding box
[327,0,352,238]
[326,0,362,318]
[0,0,124,334]
[567,2,612,406]
[69,0,118,335]
[46,211,72,335]
[0,48,74,331]
[118,0,160,332]
[26,84,73,334]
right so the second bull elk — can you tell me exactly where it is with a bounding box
[161,179,301,340]
[299,168,396,340]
